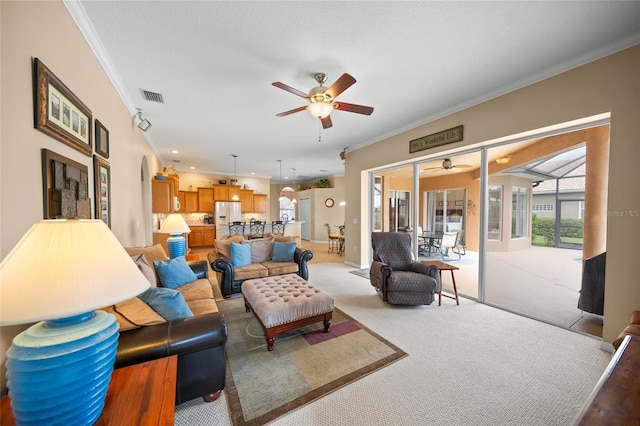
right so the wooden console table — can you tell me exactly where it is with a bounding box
[1,355,177,425]
[574,335,640,425]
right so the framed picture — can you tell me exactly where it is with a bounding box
[41,149,91,219]
[34,58,92,156]
[94,155,111,228]
[455,200,464,206]
[95,119,109,158]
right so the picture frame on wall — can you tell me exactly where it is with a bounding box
[33,58,92,156]
[41,149,91,219]
[93,155,111,228]
[95,119,109,158]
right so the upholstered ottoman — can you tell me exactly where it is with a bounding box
[241,274,334,351]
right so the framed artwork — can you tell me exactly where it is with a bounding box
[33,58,92,156]
[94,155,111,228]
[41,149,91,219]
[95,119,109,158]
[455,200,464,206]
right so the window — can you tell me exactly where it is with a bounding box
[279,196,295,222]
[374,176,383,231]
[512,186,528,238]
[533,204,554,212]
[488,186,502,240]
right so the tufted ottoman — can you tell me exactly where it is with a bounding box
[241,273,335,351]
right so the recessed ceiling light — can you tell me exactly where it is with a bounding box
[190,166,196,170]
[250,172,255,175]
[320,169,328,172]
[171,150,179,154]
[284,176,289,180]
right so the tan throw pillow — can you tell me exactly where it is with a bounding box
[271,234,301,246]
[125,244,168,265]
[130,253,157,287]
[102,297,165,331]
[242,237,274,263]
[214,235,245,259]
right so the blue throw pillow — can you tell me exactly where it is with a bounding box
[272,241,297,262]
[153,256,198,289]
[137,287,194,321]
[231,242,252,267]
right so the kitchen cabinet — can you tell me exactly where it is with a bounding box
[253,194,267,213]
[240,189,254,213]
[212,184,228,202]
[188,225,215,248]
[198,187,214,213]
[183,191,199,213]
[152,179,175,213]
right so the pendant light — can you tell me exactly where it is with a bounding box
[277,160,285,202]
[231,154,239,201]
[291,168,297,205]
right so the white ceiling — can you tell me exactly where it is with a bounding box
[68,1,639,182]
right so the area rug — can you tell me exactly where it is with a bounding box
[218,296,407,426]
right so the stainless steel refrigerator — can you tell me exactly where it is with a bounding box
[214,201,242,225]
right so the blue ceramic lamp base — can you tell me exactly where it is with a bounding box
[5,311,119,425]
[166,234,186,259]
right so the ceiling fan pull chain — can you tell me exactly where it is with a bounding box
[318,122,322,143]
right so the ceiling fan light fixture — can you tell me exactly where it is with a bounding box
[308,99,333,118]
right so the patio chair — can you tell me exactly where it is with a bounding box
[369,232,439,305]
[432,231,461,260]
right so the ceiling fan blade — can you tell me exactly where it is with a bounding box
[422,166,441,171]
[276,105,307,117]
[272,82,309,99]
[321,115,333,129]
[326,73,356,99]
[333,101,374,115]
[453,164,473,169]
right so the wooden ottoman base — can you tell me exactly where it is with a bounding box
[244,301,332,351]
[241,274,335,351]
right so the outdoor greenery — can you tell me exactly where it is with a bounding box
[531,214,584,247]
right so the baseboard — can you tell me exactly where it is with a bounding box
[599,341,614,353]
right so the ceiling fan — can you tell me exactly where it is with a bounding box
[423,158,473,172]
[272,73,374,129]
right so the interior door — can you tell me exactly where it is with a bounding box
[299,198,311,240]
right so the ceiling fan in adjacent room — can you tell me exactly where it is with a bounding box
[423,158,473,172]
[272,73,374,129]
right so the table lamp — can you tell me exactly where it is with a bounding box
[0,219,150,425]
[159,213,191,258]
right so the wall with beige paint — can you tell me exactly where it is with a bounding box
[346,45,639,344]
[1,1,162,388]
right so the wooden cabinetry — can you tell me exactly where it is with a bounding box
[188,225,215,248]
[152,179,175,213]
[253,194,267,213]
[198,187,214,213]
[212,184,228,202]
[241,189,254,212]
[183,191,199,213]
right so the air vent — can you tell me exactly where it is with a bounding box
[140,89,164,103]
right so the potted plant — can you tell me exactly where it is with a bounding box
[317,179,331,188]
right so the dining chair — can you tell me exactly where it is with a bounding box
[325,223,340,254]
[248,221,265,239]
[432,231,461,260]
[228,222,245,237]
[271,221,285,236]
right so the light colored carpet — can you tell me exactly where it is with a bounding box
[175,262,611,426]
[218,298,406,425]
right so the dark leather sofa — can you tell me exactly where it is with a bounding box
[209,240,313,298]
[113,259,228,404]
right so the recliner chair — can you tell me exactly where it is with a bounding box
[369,232,439,305]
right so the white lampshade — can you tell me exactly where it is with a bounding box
[159,213,191,235]
[308,101,333,119]
[0,219,150,326]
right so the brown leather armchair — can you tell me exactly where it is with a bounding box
[370,232,439,305]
